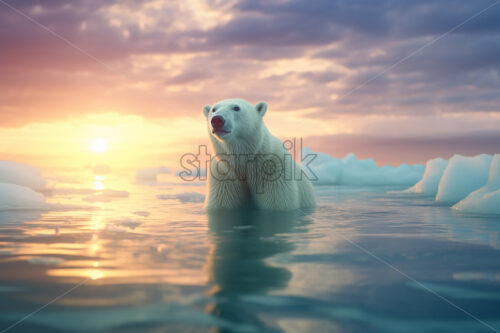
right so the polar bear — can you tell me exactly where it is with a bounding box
[202,98,316,211]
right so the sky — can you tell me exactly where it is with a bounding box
[1,0,500,169]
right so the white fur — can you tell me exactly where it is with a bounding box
[203,98,316,211]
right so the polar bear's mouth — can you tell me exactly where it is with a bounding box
[212,129,230,134]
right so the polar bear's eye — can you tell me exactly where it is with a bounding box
[212,107,217,113]
[233,106,240,111]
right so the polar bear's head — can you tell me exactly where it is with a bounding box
[203,98,267,142]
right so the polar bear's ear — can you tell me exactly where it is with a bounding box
[255,102,267,117]
[203,104,211,118]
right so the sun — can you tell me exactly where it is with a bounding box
[89,139,108,154]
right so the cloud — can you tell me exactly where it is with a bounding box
[0,0,499,134]
[305,131,500,165]
[202,13,341,47]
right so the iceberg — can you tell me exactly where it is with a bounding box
[435,154,492,204]
[405,158,449,196]
[303,147,425,186]
[0,183,49,211]
[0,161,47,191]
[453,154,500,215]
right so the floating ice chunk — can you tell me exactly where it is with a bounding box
[341,154,424,186]
[136,166,171,182]
[0,161,47,191]
[106,218,142,231]
[302,148,344,184]
[157,192,205,203]
[0,183,49,211]
[28,257,63,266]
[303,147,425,186]
[453,154,500,214]
[436,154,492,204]
[136,168,158,181]
[405,158,449,195]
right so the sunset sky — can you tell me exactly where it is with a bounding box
[1,0,499,169]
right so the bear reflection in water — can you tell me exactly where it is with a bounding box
[205,209,312,331]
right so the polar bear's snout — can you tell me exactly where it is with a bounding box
[211,116,225,131]
[210,114,231,137]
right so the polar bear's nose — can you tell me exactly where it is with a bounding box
[211,115,225,130]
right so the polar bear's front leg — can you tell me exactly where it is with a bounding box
[245,153,300,211]
[250,177,300,211]
[205,159,249,210]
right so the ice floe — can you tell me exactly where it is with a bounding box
[0,161,47,191]
[436,154,492,204]
[0,183,49,211]
[453,154,500,215]
[303,147,425,186]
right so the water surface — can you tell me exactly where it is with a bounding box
[0,172,499,332]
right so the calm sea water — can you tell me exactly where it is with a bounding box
[0,171,499,333]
